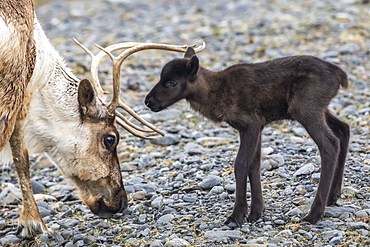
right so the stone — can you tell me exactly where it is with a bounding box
[204,230,242,241]
[0,234,20,245]
[293,163,315,177]
[164,238,190,247]
[151,196,164,208]
[0,183,22,204]
[150,134,180,146]
[150,240,164,247]
[275,229,292,238]
[348,222,369,230]
[200,175,223,189]
[31,179,46,194]
[157,214,175,224]
[261,154,284,171]
[342,186,359,198]
[224,183,236,192]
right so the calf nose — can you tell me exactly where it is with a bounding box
[145,96,152,107]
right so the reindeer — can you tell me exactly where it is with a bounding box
[145,47,350,227]
[0,0,205,238]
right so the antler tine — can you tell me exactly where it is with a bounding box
[116,118,157,140]
[94,42,205,138]
[75,38,156,98]
[94,42,206,137]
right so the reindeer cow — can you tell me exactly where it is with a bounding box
[145,47,350,227]
[0,0,204,238]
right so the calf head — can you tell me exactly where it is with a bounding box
[145,47,199,112]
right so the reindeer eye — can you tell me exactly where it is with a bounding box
[103,134,116,150]
[165,81,177,88]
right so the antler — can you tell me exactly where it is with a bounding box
[74,39,206,139]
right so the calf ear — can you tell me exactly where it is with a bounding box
[186,55,199,81]
[184,47,196,58]
[78,79,104,119]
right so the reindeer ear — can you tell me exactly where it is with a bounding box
[184,47,196,58]
[78,79,99,118]
[186,55,199,81]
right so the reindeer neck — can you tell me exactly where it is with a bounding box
[187,66,231,123]
[24,18,81,160]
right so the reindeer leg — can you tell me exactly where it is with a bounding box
[9,118,48,239]
[325,110,350,206]
[225,127,263,227]
[296,114,339,224]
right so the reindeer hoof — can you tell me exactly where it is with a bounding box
[16,221,49,239]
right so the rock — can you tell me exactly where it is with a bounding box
[31,179,46,194]
[261,154,284,171]
[157,214,175,224]
[261,147,274,155]
[342,186,359,198]
[339,105,358,117]
[204,230,242,241]
[0,234,20,245]
[0,183,22,204]
[311,172,320,182]
[200,175,223,189]
[0,219,6,230]
[210,185,224,194]
[224,183,236,192]
[138,154,155,169]
[184,142,205,155]
[151,109,182,122]
[348,222,369,230]
[151,196,164,208]
[293,163,315,177]
[150,134,180,146]
[292,126,307,136]
[164,238,190,247]
[150,240,164,247]
[275,229,292,238]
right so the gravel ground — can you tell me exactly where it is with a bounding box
[1,0,370,246]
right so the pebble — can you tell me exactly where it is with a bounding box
[164,238,190,247]
[200,175,223,189]
[203,230,242,241]
[293,163,315,177]
[157,214,175,224]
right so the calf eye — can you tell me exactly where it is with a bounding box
[103,134,116,150]
[165,81,177,88]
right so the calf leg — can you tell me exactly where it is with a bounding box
[296,114,340,224]
[325,110,350,206]
[225,127,263,227]
[10,118,48,239]
[247,133,265,222]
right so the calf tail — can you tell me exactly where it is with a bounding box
[338,67,349,89]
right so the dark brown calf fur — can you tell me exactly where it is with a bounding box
[145,47,350,226]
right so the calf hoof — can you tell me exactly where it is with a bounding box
[302,212,323,224]
[247,210,263,222]
[224,213,245,228]
[327,194,340,206]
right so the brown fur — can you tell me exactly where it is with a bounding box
[0,0,35,150]
[145,47,350,227]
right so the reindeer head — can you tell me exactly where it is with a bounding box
[72,41,205,217]
[145,47,200,112]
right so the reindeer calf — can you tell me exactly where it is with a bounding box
[145,47,350,226]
